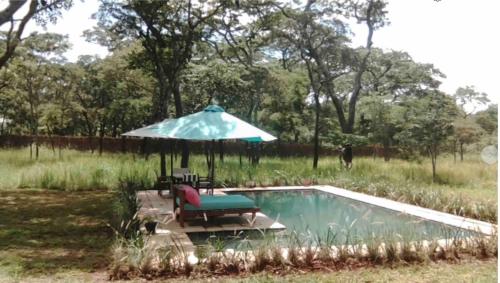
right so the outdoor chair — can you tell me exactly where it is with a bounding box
[196,174,214,195]
[174,185,260,228]
[172,168,190,184]
[154,175,172,196]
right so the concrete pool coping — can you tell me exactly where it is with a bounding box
[221,185,496,236]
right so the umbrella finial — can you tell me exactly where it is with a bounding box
[204,105,225,112]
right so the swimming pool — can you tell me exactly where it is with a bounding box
[188,189,478,247]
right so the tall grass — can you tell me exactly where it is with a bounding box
[0,146,496,221]
[108,225,498,280]
[0,147,156,191]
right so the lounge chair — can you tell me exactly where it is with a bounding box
[174,186,260,227]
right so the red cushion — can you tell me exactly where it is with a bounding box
[179,185,201,207]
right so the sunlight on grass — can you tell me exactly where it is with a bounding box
[0,146,496,221]
[0,190,114,280]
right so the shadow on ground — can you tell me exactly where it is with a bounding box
[0,189,115,277]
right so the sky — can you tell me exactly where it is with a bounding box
[8,0,500,105]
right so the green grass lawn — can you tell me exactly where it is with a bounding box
[175,260,498,283]
[0,189,114,282]
[0,147,497,282]
[0,147,496,196]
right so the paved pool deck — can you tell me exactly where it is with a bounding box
[137,190,286,252]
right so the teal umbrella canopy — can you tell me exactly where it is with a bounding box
[122,119,172,138]
[153,105,276,142]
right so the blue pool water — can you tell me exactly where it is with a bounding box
[188,189,475,247]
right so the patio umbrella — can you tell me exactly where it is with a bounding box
[152,105,277,186]
[122,119,174,179]
[122,119,172,139]
[122,105,276,189]
[153,105,276,142]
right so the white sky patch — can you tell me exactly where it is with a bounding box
[350,0,500,105]
[3,0,499,105]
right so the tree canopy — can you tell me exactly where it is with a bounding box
[0,0,496,173]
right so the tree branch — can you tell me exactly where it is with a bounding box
[0,0,38,70]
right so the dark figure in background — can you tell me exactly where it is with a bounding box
[339,144,353,169]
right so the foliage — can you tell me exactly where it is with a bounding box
[107,224,498,280]
[396,93,458,181]
[454,85,490,117]
[0,0,73,69]
[112,179,142,239]
[0,1,496,170]
[474,104,498,135]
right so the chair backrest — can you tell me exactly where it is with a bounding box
[182,173,198,183]
[173,168,190,178]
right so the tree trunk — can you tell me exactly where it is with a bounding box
[121,136,126,153]
[34,126,39,160]
[453,140,457,163]
[180,140,189,168]
[58,136,62,159]
[141,138,148,160]
[430,145,437,183]
[304,59,322,169]
[35,138,39,160]
[160,140,166,179]
[239,144,243,167]
[460,142,464,162]
[312,93,320,169]
[0,116,4,135]
[172,78,189,168]
[204,141,210,168]
[383,141,390,162]
[152,60,169,122]
[249,143,260,166]
[219,140,224,162]
[111,124,118,138]
[48,132,55,156]
[98,122,105,156]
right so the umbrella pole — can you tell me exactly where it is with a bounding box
[211,139,215,190]
[160,139,166,179]
[170,140,174,178]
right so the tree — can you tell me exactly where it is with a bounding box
[452,118,483,162]
[274,0,388,168]
[396,93,457,182]
[454,86,490,118]
[71,56,102,153]
[357,48,445,161]
[0,0,72,69]
[6,32,68,159]
[259,66,310,143]
[93,0,233,168]
[474,104,497,135]
[363,48,445,100]
[274,0,350,168]
[358,95,404,161]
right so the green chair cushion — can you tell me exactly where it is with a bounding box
[177,194,257,211]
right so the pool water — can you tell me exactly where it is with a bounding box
[188,189,475,248]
